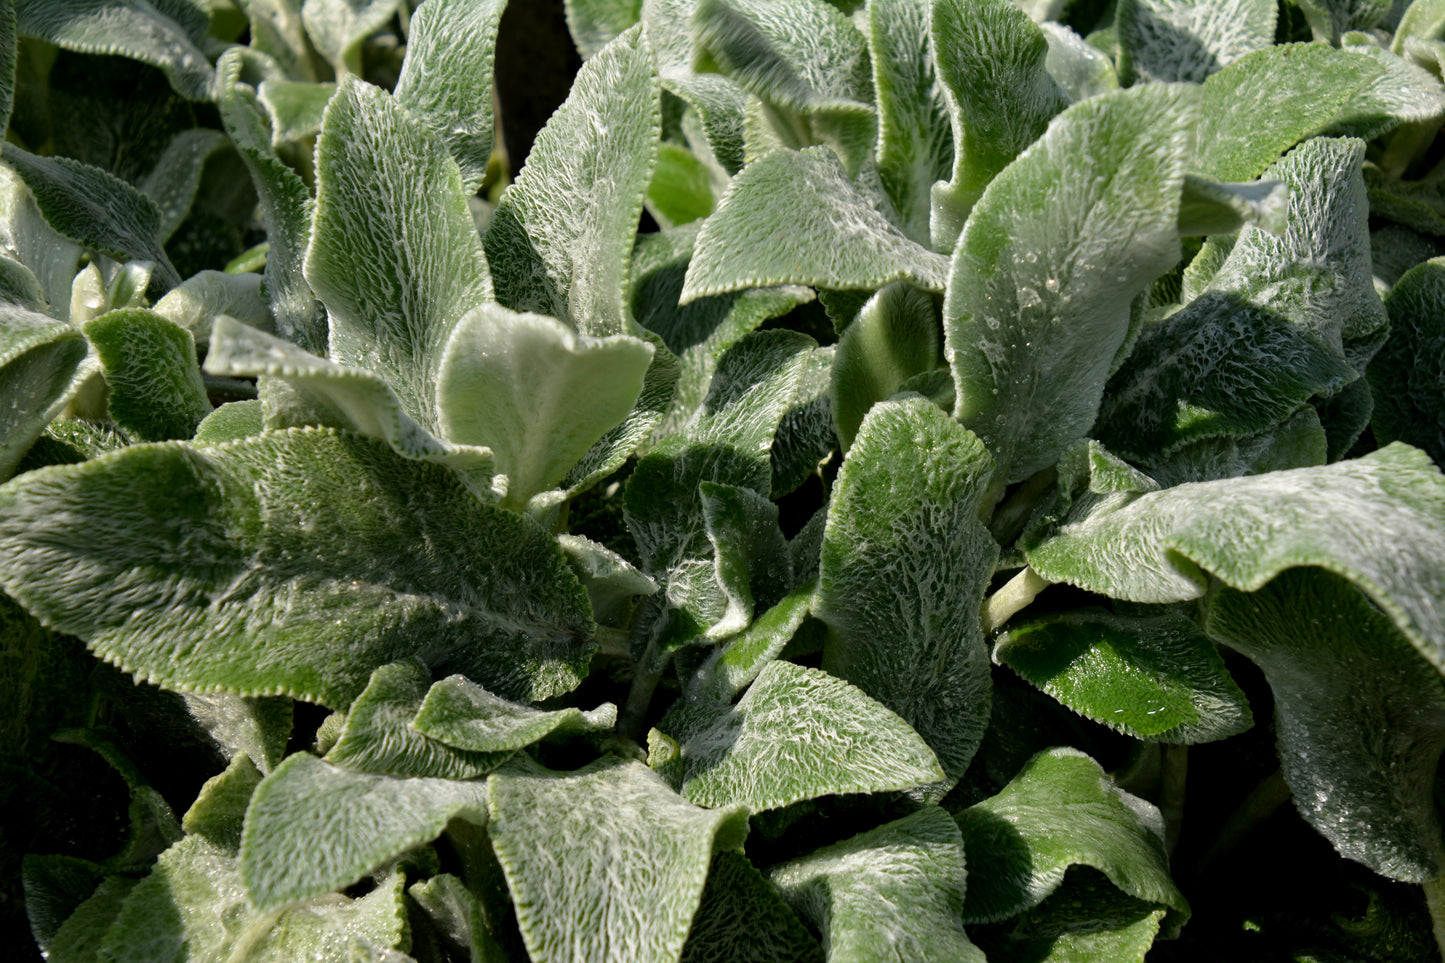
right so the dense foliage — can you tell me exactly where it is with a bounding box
[4,0,1445,960]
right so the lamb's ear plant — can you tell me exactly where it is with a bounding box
[4,0,1445,960]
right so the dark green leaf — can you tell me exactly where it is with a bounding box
[1115,0,1275,85]
[1372,256,1445,465]
[412,671,615,753]
[830,281,939,451]
[680,851,823,963]
[83,308,210,442]
[301,0,402,75]
[0,304,89,481]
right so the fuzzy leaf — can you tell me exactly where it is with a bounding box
[930,0,1068,252]
[955,747,1189,930]
[15,0,214,100]
[1116,0,1275,85]
[182,693,291,774]
[301,0,402,75]
[3,146,179,290]
[1372,256,1445,465]
[768,807,984,963]
[0,428,595,708]
[1040,22,1119,103]
[654,659,944,812]
[84,308,210,442]
[1024,443,1445,674]
[1207,568,1445,882]
[436,304,654,509]
[306,75,492,431]
[682,147,949,303]
[485,24,659,338]
[0,165,81,318]
[945,83,1195,483]
[565,0,643,58]
[983,867,1169,963]
[995,607,1252,743]
[687,578,815,703]
[394,0,506,196]
[0,305,89,481]
[816,397,997,785]
[258,80,336,143]
[487,756,748,963]
[680,851,823,963]
[830,281,938,451]
[139,128,228,243]
[412,672,616,753]
[154,270,271,347]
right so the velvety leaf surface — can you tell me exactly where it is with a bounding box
[1116,0,1275,84]
[944,83,1195,483]
[240,751,488,910]
[306,75,492,429]
[768,807,985,963]
[485,23,659,338]
[995,607,1252,743]
[0,164,82,318]
[1372,256,1445,464]
[487,756,748,963]
[154,269,271,347]
[182,693,291,774]
[3,146,179,289]
[15,0,214,100]
[216,49,326,355]
[565,0,642,59]
[412,672,616,752]
[868,0,953,245]
[647,141,717,228]
[816,397,997,784]
[409,872,511,963]
[955,747,1188,930]
[1023,444,1445,673]
[83,308,210,442]
[692,0,876,177]
[1206,568,1445,882]
[258,80,336,144]
[1175,173,1289,238]
[830,281,938,450]
[930,0,1068,252]
[687,579,815,702]
[1136,405,1328,487]
[393,0,506,195]
[45,874,137,963]
[980,866,1169,963]
[0,304,89,480]
[204,316,497,494]
[436,303,654,508]
[679,851,822,963]
[301,0,402,75]
[0,428,595,708]
[140,128,229,243]
[682,147,950,303]
[558,532,658,628]
[323,661,514,779]
[652,659,944,812]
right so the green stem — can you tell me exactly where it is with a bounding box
[1423,875,1445,961]
[981,566,1051,634]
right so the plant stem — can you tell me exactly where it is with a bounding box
[981,566,1051,634]
[1423,875,1445,961]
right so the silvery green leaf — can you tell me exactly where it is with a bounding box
[15,0,215,100]
[0,427,595,708]
[1327,42,1445,142]
[487,756,748,963]
[192,400,264,446]
[324,661,514,779]
[647,141,718,228]
[930,0,1068,253]
[679,851,822,963]
[183,693,291,774]
[770,343,835,496]
[816,397,997,785]
[0,165,81,320]
[681,147,949,303]
[216,49,325,355]
[1192,44,1385,182]
[1292,0,1393,43]
[692,0,876,178]
[0,305,89,481]
[257,79,335,143]
[300,0,402,75]
[0,255,45,314]
[240,0,320,81]
[768,807,984,963]
[1176,174,1289,238]
[1115,0,1276,85]
[45,874,137,963]
[945,83,1195,484]
[1040,22,1119,103]
[412,672,615,753]
[565,0,642,58]
[240,751,487,911]
[687,579,815,702]
[1207,568,1445,881]
[867,0,953,245]
[663,73,749,177]
[632,223,812,440]
[1140,405,1327,487]
[1370,223,1445,293]
[136,128,228,243]
[955,747,1189,931]
[204,316,497,494]
[982,867,1170,963]
[2,146,179,290]
[994,607,1252,743]
[653,659,944,812]
[183,752,265,850]
[1395,0,1445,52]
[153,270,272,346]
[410,872,511,963]
[485,24,659,338]
[1372,257,1445,464]
[394,0,506,196]
[306,74,492,430]
[830,281,938,451]
[83,308,211,442]
[1023,443,1445,675]
[436,303,654,509]
[559,533,658,628]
